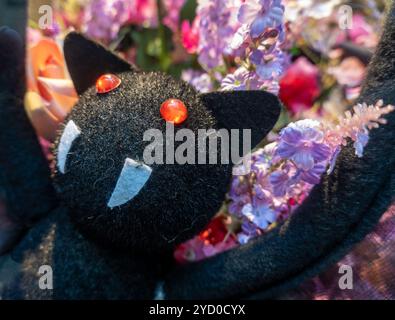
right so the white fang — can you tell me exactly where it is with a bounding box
[107,158,152,208]
[57,120,81,174]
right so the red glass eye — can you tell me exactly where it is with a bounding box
[96,74,121,94]
[160,99,188,124]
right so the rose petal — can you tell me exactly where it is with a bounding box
[37,77,78,98]
[47,95,78,121]
[37,77,78,119]
[39,63,65,79]
[30,38,64,85]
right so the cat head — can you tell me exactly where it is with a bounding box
[53,32,281,252]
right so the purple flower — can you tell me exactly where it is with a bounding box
[277,120,331,170]
[327,146,341,174]
[258,79,281,94]
[196,0,239,70]
[228,193,251,217]
[298,163,327,185]
[238,219,261,243]
[163,0,185,32]
[254,50,285,80]
[252,185,272,207]
[221,68,281,93]
[230,24,250,50]
[238,0,284,39]
[181,70,213,93]
[269,169,290,197]
[221,67,249,90]
[83,0,129,44]
[242,203,276,229]
[42,22,60,37]
[224,1,288,93]
[354,130,369,157]
[241,219,260,236]
[228,176,249,201]
[237,233,252,244]
[198,47,224,70]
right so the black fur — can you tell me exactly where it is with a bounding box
[0,27,56,226]
[54,70,230,252]
[5,208,160,299]
[63,32,134,95]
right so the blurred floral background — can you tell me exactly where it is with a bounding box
[24,0,395,298]
[27,0,385,138]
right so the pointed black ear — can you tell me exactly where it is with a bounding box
[64,32,136,95]
[199,90,281,147]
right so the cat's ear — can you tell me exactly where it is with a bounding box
[199,90,281,147]
[64,32,137,95]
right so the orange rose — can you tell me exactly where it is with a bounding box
[25,35,78,141]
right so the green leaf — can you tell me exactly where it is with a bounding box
[290,46,301,56]
[180,0,198,22]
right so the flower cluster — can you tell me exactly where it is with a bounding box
[280,0,383,115]
[221,0,287,93]
[163,0,186,32]
[175,100,394,262]
[83,0,131,44]
[181,0,288,94]
[226,118,331,244]
[83,0,171,44]
[181,18,200,54]
[230,100,394,243]
[195,0,240,70]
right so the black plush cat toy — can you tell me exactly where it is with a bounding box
[2,1,395,299]
[55,32,281,255]
[0,29,280,299]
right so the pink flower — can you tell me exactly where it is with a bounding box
[331,100,394,157]
[163,0,186,32]
[279,57,320,115]
[328,57,365,87]
[174,216,237,263]
[202,239,237,257]
[26,27,42,46]
[174,237,206,264]
[181,18,199,54]
[128,0,158,26]
[337,14,378,48]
